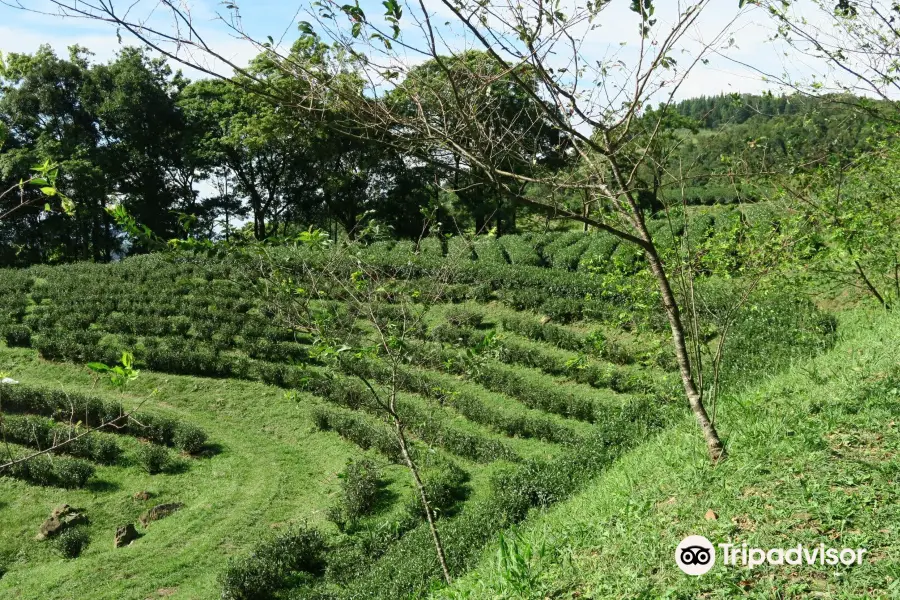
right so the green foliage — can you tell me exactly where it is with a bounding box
[802,140,900,309]
[444,306,483,329]
[2,324,31,347]
[404,461,469,520]
[54,527,90,559]
[87,350,140,390]
[312,405,401,462]
[1,414,122,464]
[220,526,327,600]
[3,453,95,488]
[701,281,838,387]
[173,423,208,454]
[328,458,381,529]
[136,443,171,475]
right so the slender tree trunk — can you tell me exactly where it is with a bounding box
[643,238,725,462]
[855,259,889,309]
[389,387,452,584]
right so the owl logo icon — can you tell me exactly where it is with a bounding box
[675,535,716,575]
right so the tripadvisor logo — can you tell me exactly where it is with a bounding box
[676,535,868,576]
[676,535,716,575]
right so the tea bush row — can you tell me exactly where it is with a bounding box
[473,238,507,264]
[332,397,668,599]
[400,342,601,423]
[2,414,122,464]
[430,321,654,394]
[0,451,95,489]
[549,235,593,271]
[0,385,207,453]
[312,405,402,462]
[327,458,381,530]
[498,235,542,266]
[396,398,520,464]
[344,359,580,444]
[498,312,637,364]
[220,526,327,600]
[301,369,519,464]
[323,460,469,586]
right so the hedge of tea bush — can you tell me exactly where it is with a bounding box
[497,235,542,266]
[331,396,669,599]
[1,414,122,464]
[220,526,327,600]
[304,370,520,464]
[343,358,581,445]
[0,450,95,489]
[0,384,207,453]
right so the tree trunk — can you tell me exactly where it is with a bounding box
[642,237,725,462]
[394,422,452,583]
[388,383,451,584]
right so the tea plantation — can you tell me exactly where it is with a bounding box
[0,207,839,599]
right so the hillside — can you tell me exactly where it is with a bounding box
[0,208,842,599]
[436,309,900,599]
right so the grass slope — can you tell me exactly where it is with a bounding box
[435,310,900,599]
[0,347,413,600]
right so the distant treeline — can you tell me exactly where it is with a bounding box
[0,45,890,266]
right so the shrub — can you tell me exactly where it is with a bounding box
[128,412,177,446]
[55,458,96,488]
[540,297,582,324]
[2,415,122,465]
[3,324,31,347]
[328,458,380,529]
[173,423,208,454]
[498,236,542,266]
[3,454,95,488]
[472,362,596,422]
[0,384,125,428]
[55,527,90,559]
[404,461,469,520]
[444,306,483,329]
[312,406,401,462]
[136,443,170,474]
[395,399,520,464]
[336,400,667,599]
[220,526,327,600]
[81,435,122,465]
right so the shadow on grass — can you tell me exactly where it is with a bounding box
[86,479,120,493]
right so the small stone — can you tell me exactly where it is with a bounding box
[36,504,85,540]
[1,377,18,385]
[114,523,139,548]
[705,509,718,521]
[140,503,184,527]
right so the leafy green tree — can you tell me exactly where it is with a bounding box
[0,45,199,263]
[803,139,900,308]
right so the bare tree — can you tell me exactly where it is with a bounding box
[9,0,759,461]
[737,1,900,308]
[750,0,899,118]
[249,226,460,582]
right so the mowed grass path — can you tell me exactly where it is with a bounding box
[0,346,412,600]
[436,310,900,599]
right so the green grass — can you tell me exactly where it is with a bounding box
[0,347,413,599]
[432,309,900,599]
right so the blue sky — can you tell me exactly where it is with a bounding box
[0,0,836,99]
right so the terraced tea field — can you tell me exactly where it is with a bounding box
[0,211,834,599]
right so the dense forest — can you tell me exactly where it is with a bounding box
[0,45,889,267]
